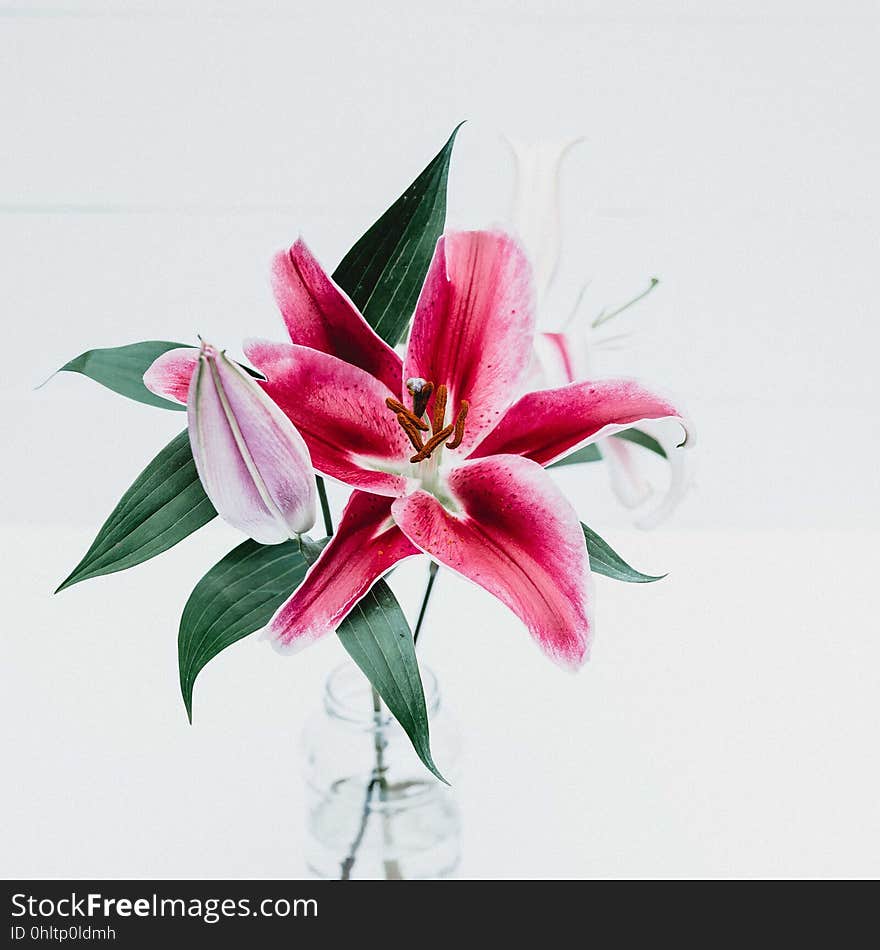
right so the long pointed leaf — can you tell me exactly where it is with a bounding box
[332,124,463,346]
[49,341,190,410]
[335,579,446,784]
[582,522,665,583]
[178,537,444,781]
[178,538,311,721]
[614,427,667,459]
[549,443,602,467]
[57,431,216,591]
[47,340,263,410]
[549,427,668,469]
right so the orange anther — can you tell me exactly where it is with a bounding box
[445,400,470,450]
[432,384,448,434]
[410,423,454,463]
[386,397,429,431]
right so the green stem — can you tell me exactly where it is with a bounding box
[592,277,659,329]
[413,561,439,646]
[316,476,333,536]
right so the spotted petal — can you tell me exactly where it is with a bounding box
[403,230,536,454]
[244,339,412,497]
[263,491,420,652]
[392,454,592,670]
[470,378,690,467]
[271,239,403,395]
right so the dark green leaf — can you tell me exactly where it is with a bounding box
[50,341,191,410]
[47,340,263,410]
[179,538,311,721]
[332,123,463,346]
[614,427,667,459]
[549,443,602,467]
[582,522,665,584]
[56,431,216,591]
[179,537,444,782]
[549,428,668,469]
[336,579,446,784]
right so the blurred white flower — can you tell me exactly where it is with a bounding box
[507,136,692,528]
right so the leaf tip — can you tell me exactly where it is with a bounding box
[54,573,77,594]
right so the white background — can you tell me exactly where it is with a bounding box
[1,0,878,879]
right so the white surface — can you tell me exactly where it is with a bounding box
[2,0,878,879]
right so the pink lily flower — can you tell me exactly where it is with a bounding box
[145,231,688,670]
[144,340,316,545]
[530,329,692,528]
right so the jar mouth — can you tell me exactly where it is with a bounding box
[324,661,441,724]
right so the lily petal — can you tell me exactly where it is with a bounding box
[143,346,199,404]
[608,422,693,530]
[271,239,404,395]
[244,339,412,497]
[604,437,653,509]
[392,454,592,670]
[263,491,420,652]
[528,331,589,390]
[469,378,690,467]
[188,344,316,544]
[506,137,583,306]
[403,230,535,453]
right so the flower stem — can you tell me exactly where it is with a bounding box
[316,476,333,536]
[340,563,440,880]
[413,560,439,645]
[592,277,659,329]
[340,688,402,880]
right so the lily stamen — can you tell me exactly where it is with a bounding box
[445,400,470,450]
[386,397,429,431]
[411,423,455,463]
[388,379,469,462]
[397,413,426,452]
[432,384,448,434]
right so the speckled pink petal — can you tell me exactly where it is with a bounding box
[470,378,690,467]
[272,238,404,396]
[403,231,535,454]
[142,347,199,404]
[392,454,593,670]
[244,339,412,498]
[263,491,421,652]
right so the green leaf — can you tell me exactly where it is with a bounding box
[332,123,463,346]
[179,537,445,782]
[56,431,216,592]
[336,578,446,784]
[549,443,602,467]
[582,522,665,584]
[47,340,263,410]
[549,429,668,469]
[178,538,311,721]
[50,341,191,410]
[614,427,667,459]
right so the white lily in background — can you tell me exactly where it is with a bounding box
[507,136,692,528]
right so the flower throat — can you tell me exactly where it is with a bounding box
[386,378,469,463]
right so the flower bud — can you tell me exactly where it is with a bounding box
[187,341,316,543]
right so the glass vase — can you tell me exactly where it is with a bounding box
[302,662,461,880]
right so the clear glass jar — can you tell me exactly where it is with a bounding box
[302,662,461,880]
